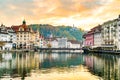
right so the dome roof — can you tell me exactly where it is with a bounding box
[23,20,26,25]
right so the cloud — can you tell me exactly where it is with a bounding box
[0,0,119,30]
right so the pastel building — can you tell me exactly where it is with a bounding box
[93,25,102,47]
[39,34,46,48]
[51,38,58,48]
[83,30,94,47]
[12,20,39,49]
[83,15,120,50]
[0,24,13,50]
[7,27,17,49]
[57,37,67,48]
[101,16,118,50]
[67,40,80,48]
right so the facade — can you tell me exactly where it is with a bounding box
[83,15,120,50]
[45,37,81,48]
[42,39,47,48]
[93,25,102,47]
[34,29,40,48]
[7,27,17,49]
[45,37,67,48]
[51,38,58,48]
[0,24,12,50]
[57,37,67,48]
[39,34,45,48]
[83,30,94,47]
[67,40,80,48]
[101,17,118,50]
[12,20,39,49]
[117,15,120,50]
[44,37,58,48]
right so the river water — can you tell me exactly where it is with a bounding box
[0,52,120,80]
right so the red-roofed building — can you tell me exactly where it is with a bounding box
[12,20,40,49]
[67,40,81,48]
[83,25,102,48]
[83,30,94,47]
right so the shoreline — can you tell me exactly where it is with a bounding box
[0,49,35,52]
[83,49,120,55]
[0,49,83,53]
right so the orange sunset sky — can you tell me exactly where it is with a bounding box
[0,0,120,30]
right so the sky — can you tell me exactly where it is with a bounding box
[0,0,120,30]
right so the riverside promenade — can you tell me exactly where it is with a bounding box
[0,49,34,53]
[38,48,82,50]
[0,48,83,53]
[82,47,120,55]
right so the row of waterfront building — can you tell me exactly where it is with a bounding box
[0,20,81,50]
[83,15,120,50]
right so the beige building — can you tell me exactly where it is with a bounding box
[93,25,102,48]
[100,15,120,50]
[101,18,118,50]
[12,20,40,49]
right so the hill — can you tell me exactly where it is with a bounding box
[29,24,84,41]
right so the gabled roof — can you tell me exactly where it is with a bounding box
[11,20,32,32]
[68,40,80,44]
[11,24,30,32]
[6,27,15,33]
[45,37,58,41]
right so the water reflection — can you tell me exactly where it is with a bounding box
[85,54,120,80]
[1,52,120,80]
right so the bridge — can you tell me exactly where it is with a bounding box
[38,48,82,50]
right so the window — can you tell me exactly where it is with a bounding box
[114,24,117,27]
[19,28,23,31]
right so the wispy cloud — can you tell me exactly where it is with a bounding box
[0,0,119,30]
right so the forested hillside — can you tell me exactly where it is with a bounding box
[29,24,84,41]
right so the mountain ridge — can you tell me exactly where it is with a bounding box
[29,24,84,41]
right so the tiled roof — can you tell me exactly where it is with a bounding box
[11,24,31,32]
[68,40,80,44]
[46,37,57,41]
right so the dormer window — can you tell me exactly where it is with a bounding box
[19,27,24,31]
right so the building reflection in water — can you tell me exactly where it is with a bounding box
[84,54,120,80]
[0,52,120,80]
[0,52,40,79]
[0,52,84,80]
